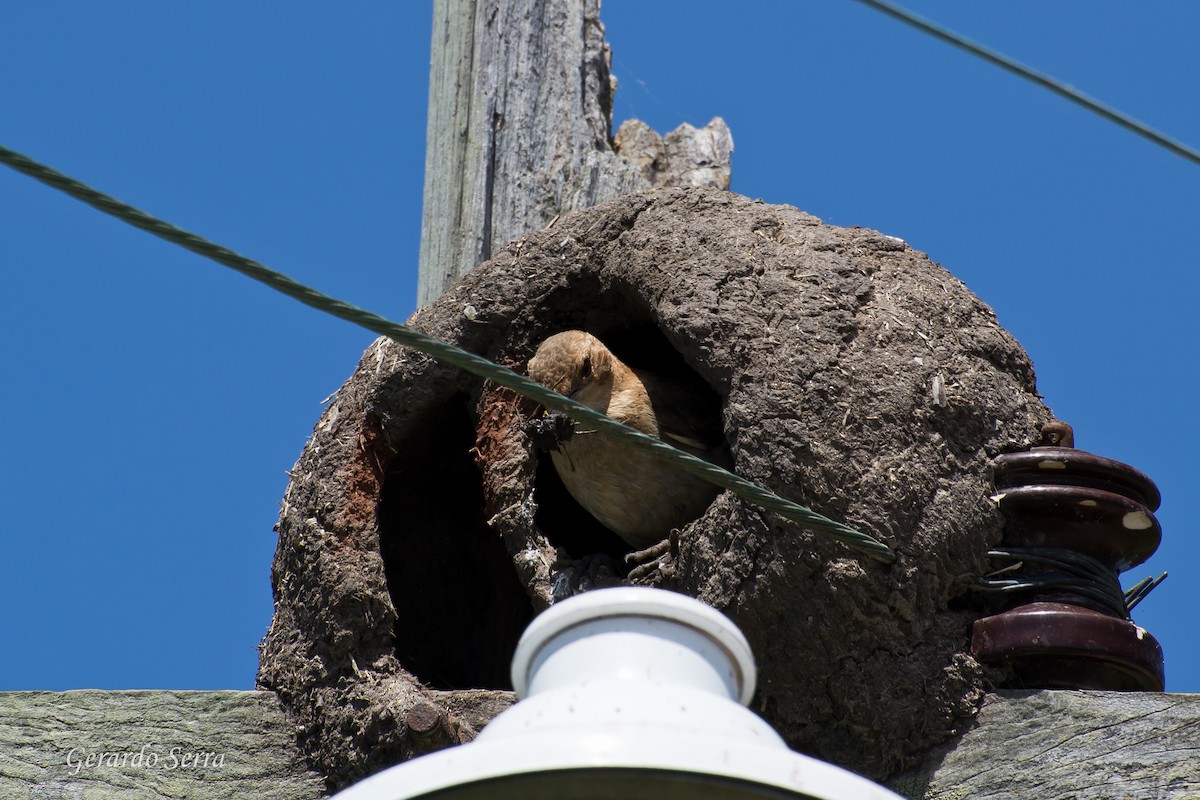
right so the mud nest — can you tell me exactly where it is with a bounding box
[257,187,1052,790]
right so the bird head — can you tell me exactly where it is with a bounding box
[527,330,615,409]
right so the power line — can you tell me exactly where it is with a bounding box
[0,142,896,564]
[853,0,1200,167]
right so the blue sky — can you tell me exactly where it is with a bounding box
[2,2,1196,693]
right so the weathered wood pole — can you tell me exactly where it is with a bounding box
[417,0,732,305]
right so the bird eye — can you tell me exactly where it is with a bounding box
[580,354,592,377]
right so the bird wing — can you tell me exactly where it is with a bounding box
[634,369,730,466]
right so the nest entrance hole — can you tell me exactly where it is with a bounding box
[377,395,532,690]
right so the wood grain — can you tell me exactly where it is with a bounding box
[0,690,324,799]
[892,690,1200,800]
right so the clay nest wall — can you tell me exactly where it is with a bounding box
[257,187,1052,791]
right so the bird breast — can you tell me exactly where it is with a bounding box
[550,432,718,550]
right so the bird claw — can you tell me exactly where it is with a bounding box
[525,411,577,453]
[626,559,663,582]
[624,531,680,581]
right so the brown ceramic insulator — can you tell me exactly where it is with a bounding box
[971,602,1164,691]
[976,444,1166,691]
[992,447,1161,511]
[991,484,1161,572]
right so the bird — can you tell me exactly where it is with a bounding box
[525,330,729,551]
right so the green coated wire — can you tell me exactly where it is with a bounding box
[853,0,1200,168]
[0,143,896,564]
[1125,572,1168,613]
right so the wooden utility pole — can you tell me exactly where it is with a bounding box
[417,0,732,305]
